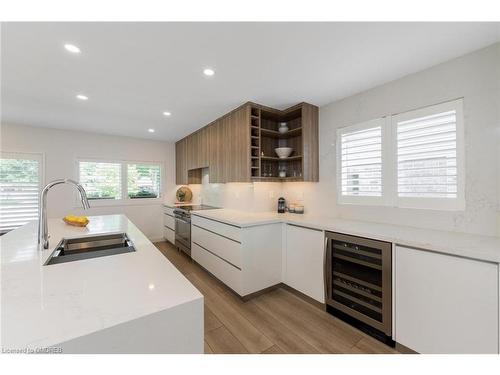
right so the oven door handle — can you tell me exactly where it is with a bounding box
[175,216,191,225]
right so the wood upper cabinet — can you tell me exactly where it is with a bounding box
[199,126,210,169]
[186,126,210,171]
[208,120,225,183]
[175,101,318,184]
[301,103,319,182]
[186,131,200,170]
[175,138,188,185]
[224,106,250,182]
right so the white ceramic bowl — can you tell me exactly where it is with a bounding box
[274,147,293,159]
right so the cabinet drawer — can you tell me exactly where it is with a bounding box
[191,215,241,242]
[192,242,242,295]
[192,224,242,268]
[163,213,175,230]
[163,226,175,244]
[164,206,175,216]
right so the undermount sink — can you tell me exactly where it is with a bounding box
[44,233,136,266]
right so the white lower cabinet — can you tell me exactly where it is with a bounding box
[163,226,175,244]
[191,242,243,294]
[394,245,499,354]
[191,215,282,297]
[284,224,325,303]
[163,207,176,245]
[192,224,242,268]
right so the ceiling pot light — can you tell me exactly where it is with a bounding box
[163,111,171,117]
[148,128,155,133]
[64,44,81,54]
[76,94,88,101]
[203,68,215,76]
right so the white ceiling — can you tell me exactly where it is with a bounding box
[2,22,499,142]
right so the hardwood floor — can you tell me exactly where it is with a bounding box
[154,241,398,354]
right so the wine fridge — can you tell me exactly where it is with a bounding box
[324,231,394,346]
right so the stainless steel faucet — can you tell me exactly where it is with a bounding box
[38,179,90,249]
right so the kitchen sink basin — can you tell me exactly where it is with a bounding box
[44,233,136,265]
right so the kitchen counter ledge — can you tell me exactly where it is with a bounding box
[191,209,500,264]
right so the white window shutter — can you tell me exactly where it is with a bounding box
[393,99,465,210]
[337,118,387,205]
[0,153,42,233]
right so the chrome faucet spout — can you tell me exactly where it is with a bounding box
[38,179,90,249]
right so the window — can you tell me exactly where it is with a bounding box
[337,118,387,205]
[127,164,161,199]
[336,99,464,210]
[393,100,464,210]
[79,161,122,200]
[77,159,162,203]
[0,153,43,233]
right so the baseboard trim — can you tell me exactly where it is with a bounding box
[241,283,282,301]
[150,237,166,244]
[280,284,326,310]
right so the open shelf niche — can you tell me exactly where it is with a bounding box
[250,106,261,178]
[252,106,304,180]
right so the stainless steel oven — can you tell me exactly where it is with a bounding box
[174,209,191,257]
[324,231,394,346]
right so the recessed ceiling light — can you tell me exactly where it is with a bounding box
[76,94,88,101]
[148,128,155,133]
[203,68,215,76]
[64,44,81,54]
[163,111,171,117]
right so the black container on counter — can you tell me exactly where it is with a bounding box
[277,197,286,213]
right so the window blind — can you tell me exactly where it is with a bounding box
[0,158,40,232]
[79,161,122,200]
[396,110,458,198]
[127,164,161,199]
[340,125,382,197]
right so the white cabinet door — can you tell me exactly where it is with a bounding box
[285,224,325,303]
[395,245,498,354]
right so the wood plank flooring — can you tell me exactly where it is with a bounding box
[154,241,398,354]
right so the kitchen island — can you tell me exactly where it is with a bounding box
[0,214,203,354]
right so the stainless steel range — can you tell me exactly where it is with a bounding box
[173,205,218,257]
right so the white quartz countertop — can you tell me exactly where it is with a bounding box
[163,202,198,208]
[192,209,500,263]
[0,214,203,350]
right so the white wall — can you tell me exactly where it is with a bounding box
[1,124,176,240]
[283,42,500,236]
[185,169,283,212]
